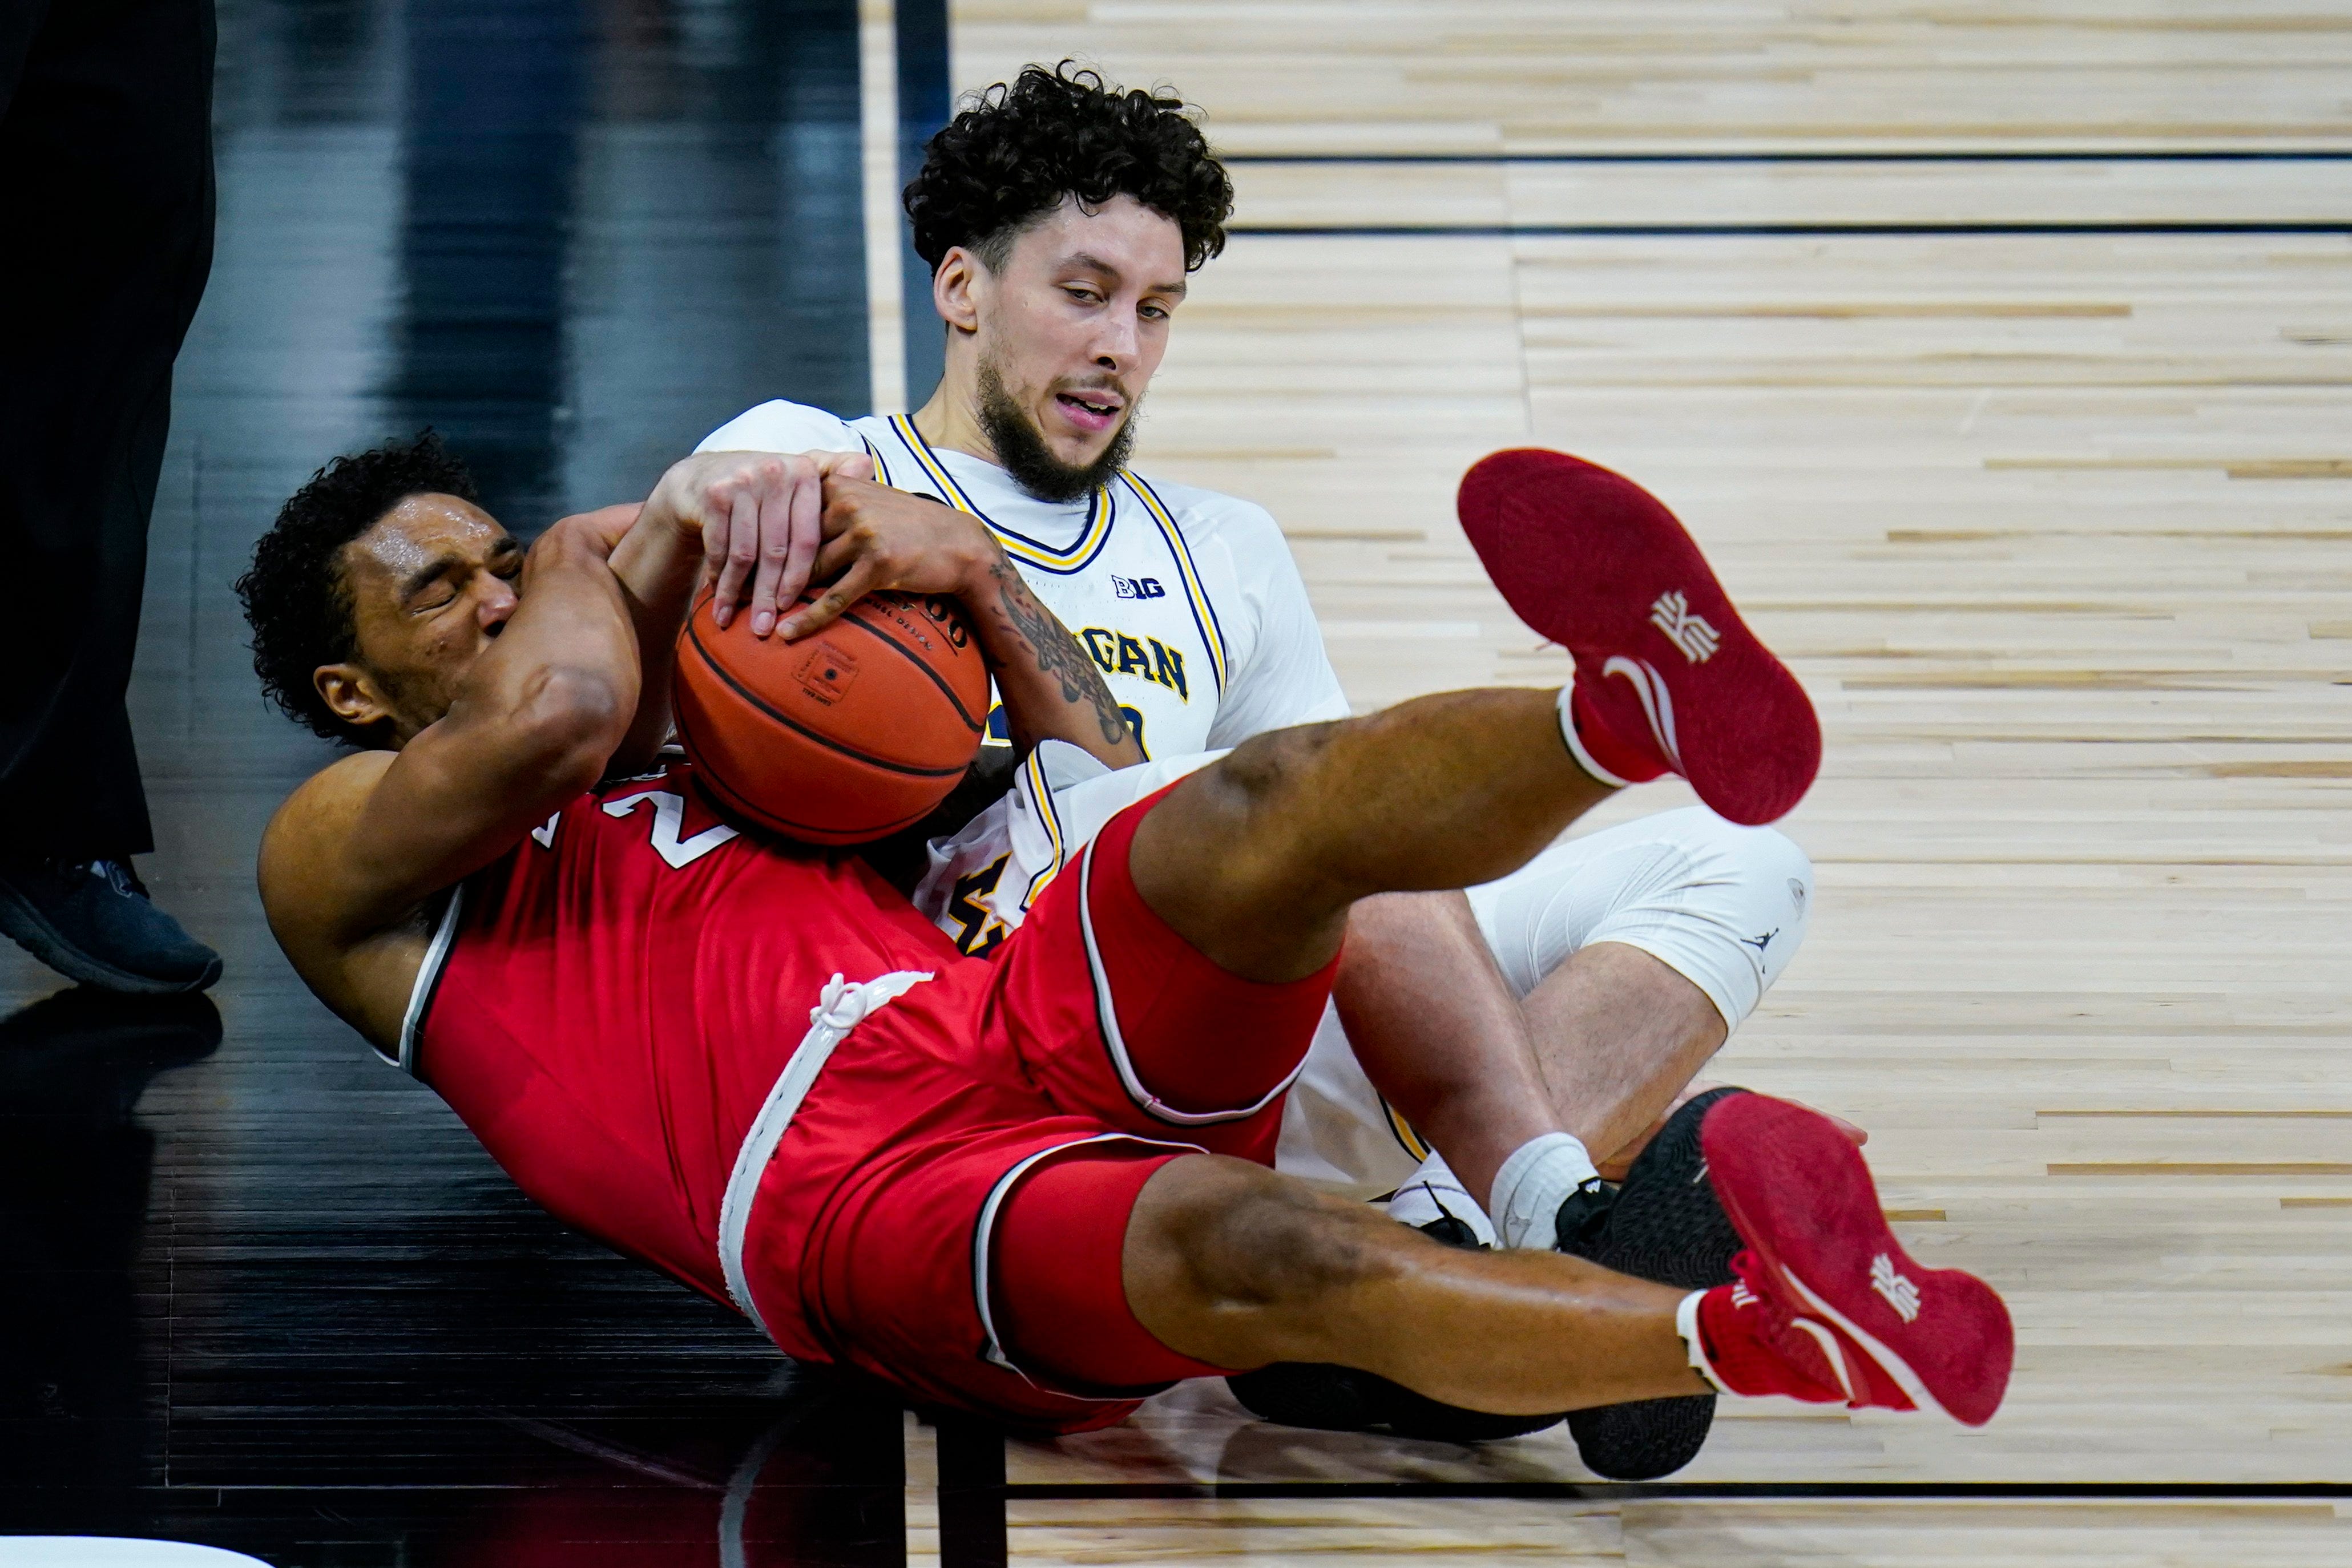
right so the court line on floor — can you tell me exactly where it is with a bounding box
[987,1480,2352,1500]
[858,0,907,414]
[1224,150,2352,164]
[1228,221,2352,238]
[894,0,950,404]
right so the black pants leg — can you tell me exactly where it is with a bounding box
[0,0,215,864]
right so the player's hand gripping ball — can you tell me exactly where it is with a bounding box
[673,587,990,844]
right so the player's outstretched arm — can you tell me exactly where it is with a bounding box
[260,519,642,969]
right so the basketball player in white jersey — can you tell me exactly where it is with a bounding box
[686,65,1838,1466]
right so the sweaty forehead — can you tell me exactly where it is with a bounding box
[345,494,510,583]
[1016,193,1185,280]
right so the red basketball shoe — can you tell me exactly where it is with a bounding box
[1688,1094,2014,1426]
[1457,449,1821,825]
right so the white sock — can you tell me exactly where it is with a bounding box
[1677,1288,1729,1393]
[1487,1131,1601,1250]
[1383,1153,1498,1246]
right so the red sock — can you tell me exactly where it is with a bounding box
[1567,681,1668,786]
[1691,1282,1846,1405]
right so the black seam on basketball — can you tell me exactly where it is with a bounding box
[833,607,986,732]
[683,615,971,778]
[688,743,934,841]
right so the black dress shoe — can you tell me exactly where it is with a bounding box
[1555,1086,1749,1480]
[0,858,222,995]
[1225,1210,1570,1445]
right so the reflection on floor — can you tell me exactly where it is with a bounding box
[0,0,877,1558]
[7,0,2352,1563]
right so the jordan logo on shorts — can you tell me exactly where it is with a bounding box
[1870,1252,1922,1322]
[1649,590,1720,664]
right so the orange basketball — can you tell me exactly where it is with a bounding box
[672,588,990,845]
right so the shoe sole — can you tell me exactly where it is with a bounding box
[1567,1393,1716,1480]
[0,883,223,996]
[1699,1094,2014,1426]
[1227,1363,1564,1444]
[1457,450,1821,825]
[1556,1086,1748,1479]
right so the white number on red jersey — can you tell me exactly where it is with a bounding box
[601,790,739,869]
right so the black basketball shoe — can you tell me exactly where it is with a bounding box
[1225,1203,1571,1444]
[1554,1085,1749,1479]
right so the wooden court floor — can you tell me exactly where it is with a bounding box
[943,0,2352,1561]
[0,2,2346,1565]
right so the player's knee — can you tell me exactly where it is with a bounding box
[1156,1157,1394,1315]
[1677,814,1814,1011]
[1702,808,1806,877]
[1169,722,1349,898]
[1579,809,1817,1023]
[1204,722,1342,826]
[1716,820,1814,948]
[1644,807,1813,934]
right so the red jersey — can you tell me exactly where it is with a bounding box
[402,757,981,1309]
[394,755,1335,1428]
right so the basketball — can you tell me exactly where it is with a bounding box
[672,587,990,845]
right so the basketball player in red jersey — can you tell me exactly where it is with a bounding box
[239,434,2012,1435]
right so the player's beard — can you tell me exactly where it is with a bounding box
[975,353,1137,503]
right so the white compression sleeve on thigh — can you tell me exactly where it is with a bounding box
[1465,806,1815,1030]
[1383,1153,1498,1244]
[1488,1132,1600,1250]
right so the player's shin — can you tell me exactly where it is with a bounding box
[1123,1155,1708,1417]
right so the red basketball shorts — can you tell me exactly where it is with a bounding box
[742,783,1341,1432]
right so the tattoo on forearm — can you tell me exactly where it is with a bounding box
[989,560,1133,747]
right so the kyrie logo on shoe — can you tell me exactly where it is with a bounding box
[1649,590,1721,664]
[1870,1253,1922,1322]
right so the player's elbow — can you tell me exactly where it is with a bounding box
[505,664,634,793]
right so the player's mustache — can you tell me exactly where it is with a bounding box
[1055,378,1131,406]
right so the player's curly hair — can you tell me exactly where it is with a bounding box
[905,62,1233,275]
[235,431,481,747]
